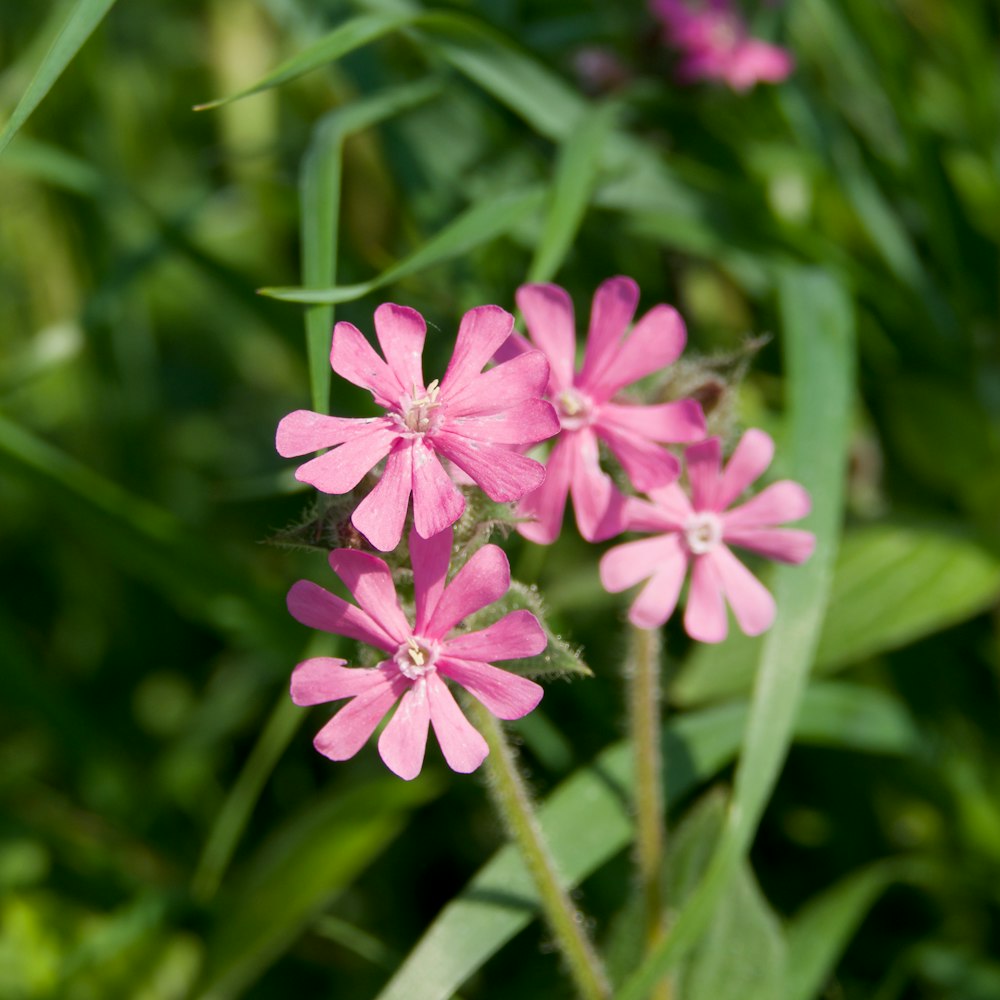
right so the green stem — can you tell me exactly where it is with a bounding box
[629,624,672,1000]
[472,703,611,1000]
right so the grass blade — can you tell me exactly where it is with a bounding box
[299,80,441,412]
[0,0,117,156]
[527,101,618,284]
[261,186,545,304]
[193,11,417,110]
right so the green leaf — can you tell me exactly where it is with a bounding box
[194,775,442,1000]
[673,522,1000,706]
[193,12,418,110]
[527,100,618,284]
[299,80,441,413]
[0,0,118,157]
[681,853,786,1000]
[260,186,545,304]
[373,680,910,1000]
[618,267,855,1000]
[785,860,904,1000]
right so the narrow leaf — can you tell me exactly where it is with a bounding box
[527,101,618,284]
[785,860,905,1000]
[194,12,417,110]
[299,80,441,412]
[0,0,117,156]
[261,186,545,304]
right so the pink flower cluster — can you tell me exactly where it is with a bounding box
[277,279,814,777]
[651,0,793,91]
[278,303,556,778]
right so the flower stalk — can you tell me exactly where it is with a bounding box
[472,702,612,1000]
[628,624,672,1000]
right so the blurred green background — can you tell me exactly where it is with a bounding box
[2,1,1000,998]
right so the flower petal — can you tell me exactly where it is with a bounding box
[600,400,705,445]
[444,351,552,418]
[723,527,815,564]
[373,302,425,393]
[433,432,545,502]
[569,429,627,541]
[327,549,410,642]
[595,422,681,492]
[713,544,776,636]
[578,276,640,391]
[588,304,687,401]
[448,399,560,446]
[378,681,431,780]
[684,552,729,643]
[600,533,686,593]
[313,676,400,761]
[516,283,577,391]
[410,525,452,634]
[412,441,466,539]
[684,437,723,512]
[628,545,688,630]
[426,674,489,774]
[291,657,382,706]
[514,435,574,545]
[491,329,533,365]
[723,480,811,529]
[426,543,510,638]
[716,428,774,509]
[351,443,413,552]
[330,320,403,407]
[276,410,381,457]
[444,610,547,661]
[293,422,398,494]
[625,487,691,532]
[287,579,398,650]
[438,657,543,720]
[439,305,515,395]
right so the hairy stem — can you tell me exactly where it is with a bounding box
[629,624,672,1000]
[472,703,611,1000]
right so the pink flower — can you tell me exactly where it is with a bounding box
[277,303,560,552]
[599,429,814,642]
[497,277,705,544]
[651,0,794,91]
[287,526,545,780]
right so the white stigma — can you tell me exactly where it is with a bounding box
[396,636,437,680]
[401,380,442,434]
[684,512,723,555]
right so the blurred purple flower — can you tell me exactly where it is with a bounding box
[651,0,793,91]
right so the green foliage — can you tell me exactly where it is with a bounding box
[3,0,1000,997]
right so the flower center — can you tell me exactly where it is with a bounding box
[555,387,594,431]
[684,512,723,555]
[400,380,442,434]
[394,636,438,681]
